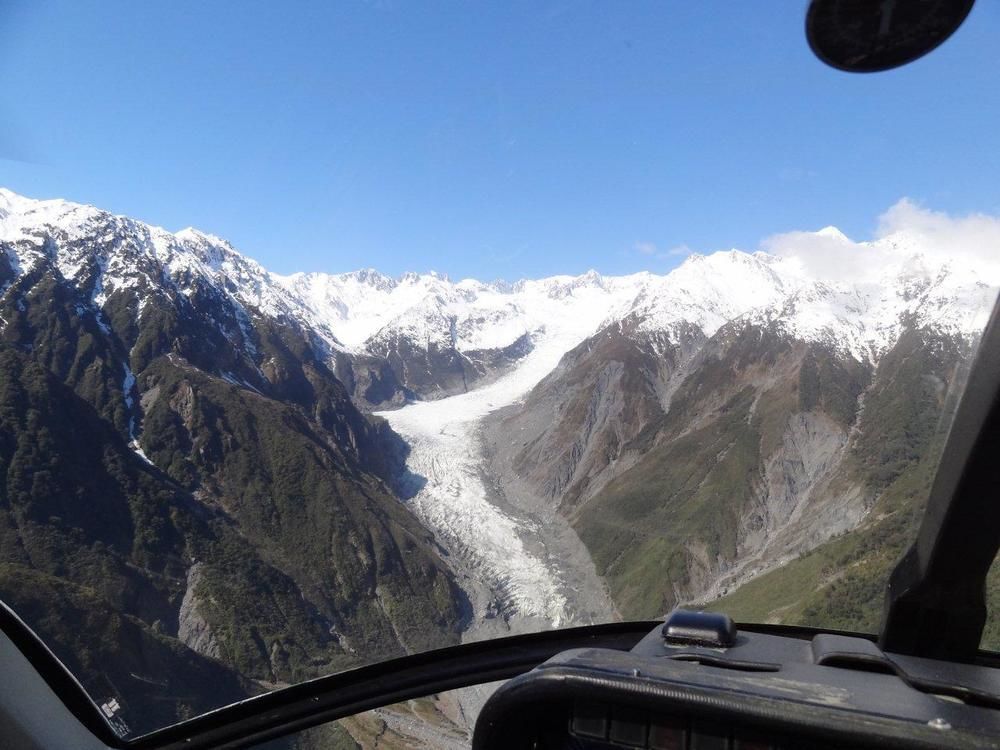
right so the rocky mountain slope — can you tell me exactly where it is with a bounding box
[3,186,999,740]
[485,236,996,620]
[703,325,985,637]
[0,190,465,736]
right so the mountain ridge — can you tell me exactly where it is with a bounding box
[3,185,999,739]
[0,187,468,737]
[3,187,993,391]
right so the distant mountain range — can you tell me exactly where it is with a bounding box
[2,187,998,740]
[5,188,991,409]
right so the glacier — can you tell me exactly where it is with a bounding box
[3,185,1000,633]
[376,288,626,631]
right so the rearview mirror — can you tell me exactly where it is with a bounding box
[806,0,976,72]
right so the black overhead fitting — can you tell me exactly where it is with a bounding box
[806,0,976,73]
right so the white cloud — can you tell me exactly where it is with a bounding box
[761,225,866,283]
[877,198,1000,274]
[634,241,692,260]
[761,199,1000,285]
[634,241,657,256]
[778,166,818,183]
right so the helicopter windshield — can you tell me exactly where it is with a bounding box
[1,1,1000,744]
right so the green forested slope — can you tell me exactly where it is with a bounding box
[707,328,978,639]
[574,320,970,628]
[0,244,464,733]
[574,322,868,617]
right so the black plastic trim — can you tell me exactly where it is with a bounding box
[473,662,992,750]
[0,598,125,746]
[0,596,655,748]
[127,622,658,750]
[881,295,1000,661]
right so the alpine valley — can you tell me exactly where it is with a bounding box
[2,187,999,746]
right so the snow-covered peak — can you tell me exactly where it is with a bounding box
[815,225,850,242]
[2,188,996,369]
[607,226,998,361]
[0,189,326,350]
[277,265,648,352]
[755,225,999,359]
[0,189,106,246]
[617,249,790,343]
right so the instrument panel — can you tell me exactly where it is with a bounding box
[472,613,1000,750]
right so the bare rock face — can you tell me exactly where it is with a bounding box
[488,315,900,618]
[492,313,975,624]
[177,564,222,660]
[168,381,197,431]
[485,319,707,515]
[703,410,861,601]
[361,329,535,406]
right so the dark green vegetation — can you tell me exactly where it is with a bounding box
[0,345,249,732]
[0,565,249,729]
[705,328,979,638]
[0,233,464,736]
[564,317,971,629]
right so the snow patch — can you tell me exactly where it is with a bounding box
[122,363,136,410]
[219,371,263,394]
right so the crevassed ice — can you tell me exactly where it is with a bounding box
[377,292,623,626]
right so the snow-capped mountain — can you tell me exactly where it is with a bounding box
[481,229,999,622]
[280,243,995,376]
[0,187,469,734]
[610,237,995,362]
[4,186,1000,733]
[0,188,340,354]
[3,188,995,411]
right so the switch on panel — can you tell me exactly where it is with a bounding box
[609,706,648,747]
[690,722,730,750]
[648,717,686,749]
[571,701,609,740]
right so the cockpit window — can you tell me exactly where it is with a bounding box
[1,1,999,741]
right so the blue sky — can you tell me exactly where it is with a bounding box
[2,1,1000,280]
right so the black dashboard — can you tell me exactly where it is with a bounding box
[472,612,1000,750]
